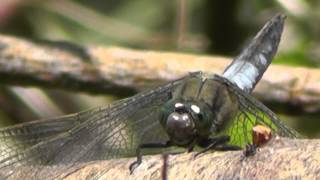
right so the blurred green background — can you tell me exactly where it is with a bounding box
[0,0,319,137]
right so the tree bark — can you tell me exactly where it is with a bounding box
[0,34,319,110]
[41,138,320,179]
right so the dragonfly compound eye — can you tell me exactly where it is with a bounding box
[190,104,204,121]
[166,112,196,145]
[174,102,188,113]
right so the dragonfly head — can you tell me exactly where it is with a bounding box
[165,102,196,145]
[161,100,214,146]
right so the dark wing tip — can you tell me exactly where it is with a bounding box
[264,13,286,35]
[274,13,287,21]
[252,13,286,53]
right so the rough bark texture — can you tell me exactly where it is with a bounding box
[36,138,319,180]
[0,34,320,110]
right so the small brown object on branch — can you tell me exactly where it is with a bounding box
[252,125,272,147]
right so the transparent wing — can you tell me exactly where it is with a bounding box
[0,115,84,162]
[215,75,301,147]
[0,73,194,179]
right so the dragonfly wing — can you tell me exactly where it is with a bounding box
[0,114,85,162]
[215,75,300,147]
[0,73,196,179]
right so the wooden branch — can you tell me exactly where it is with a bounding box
[11,138,317,179]
[0,34,320,110]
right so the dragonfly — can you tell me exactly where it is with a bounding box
[0,14,300,179]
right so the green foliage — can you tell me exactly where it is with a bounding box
[275,50,316,67]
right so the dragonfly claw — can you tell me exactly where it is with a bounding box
[129,161,141,174]
[243,144,257,157]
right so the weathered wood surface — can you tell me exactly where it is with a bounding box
[0,34,320,111]
[9,138,317,180]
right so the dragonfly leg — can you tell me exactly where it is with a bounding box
[213,144,242,151]
[194,135,241,157]
[243,143,258,157]
[129,141,172,174]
